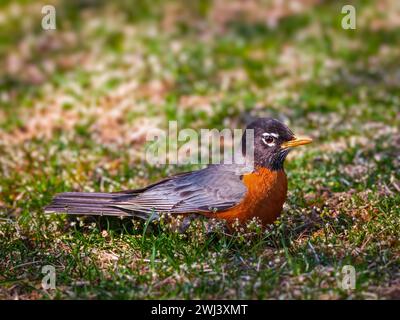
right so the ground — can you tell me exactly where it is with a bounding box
[0,0,399,299]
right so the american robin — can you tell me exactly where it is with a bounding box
[45,118,312,227]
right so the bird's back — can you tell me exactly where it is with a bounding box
[45,164,249,219]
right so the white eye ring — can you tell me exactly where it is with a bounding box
[262,133,278,147]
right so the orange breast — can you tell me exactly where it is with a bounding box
[213,167,288,227]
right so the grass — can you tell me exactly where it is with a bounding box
[0,0,399,299]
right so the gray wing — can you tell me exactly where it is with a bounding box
[111,164,248,215]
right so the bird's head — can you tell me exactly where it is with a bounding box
[242,118,312,170]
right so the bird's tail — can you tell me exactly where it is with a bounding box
[44,192,132,217]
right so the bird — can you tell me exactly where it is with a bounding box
[45,118,312,228]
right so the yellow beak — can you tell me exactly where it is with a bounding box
[281,136,313,149]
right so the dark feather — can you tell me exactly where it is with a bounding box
[45,164,249,218]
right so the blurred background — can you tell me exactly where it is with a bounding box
[1,0,399,149]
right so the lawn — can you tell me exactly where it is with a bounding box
[0,0,399,299]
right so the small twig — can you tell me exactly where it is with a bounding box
[308,242,320,264]
[10,260,43,271]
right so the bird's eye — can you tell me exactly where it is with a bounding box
[264,136,274,144]
[262,134,276,146]
[262,132,278,146]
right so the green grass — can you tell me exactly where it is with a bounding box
[0,0,399,299]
